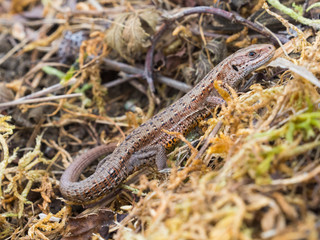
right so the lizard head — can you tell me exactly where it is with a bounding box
[227,44,275,88]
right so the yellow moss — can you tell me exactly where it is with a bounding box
[207,133,232,155]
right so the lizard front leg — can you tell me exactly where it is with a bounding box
[206,95,226,107]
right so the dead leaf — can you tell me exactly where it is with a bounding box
[0,83,14,103]
[106,8,159,63]
[195,39,227,83]
[62,209,127,240]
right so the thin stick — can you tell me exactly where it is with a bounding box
[0,38,29,66]
[102,58,192,92]
[196,120,223,159]
[165,6,287,44]
[0,78,77,110]
[144,23,169,92]
[0,93,82,108]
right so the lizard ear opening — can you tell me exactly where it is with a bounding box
[232,65,239,71]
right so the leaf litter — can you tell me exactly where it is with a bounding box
[0,0,320,239]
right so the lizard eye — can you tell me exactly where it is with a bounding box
[248,51,257,57]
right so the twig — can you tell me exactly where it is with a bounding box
[103,77,131,88]
[101,58,192,92]
[196,120,223,159]
[144,23,169,92]
[271,163,320,186]
[0,18,66,27]
[164,6,287,44]
[0,38,29,66]
[190,28,229,38]
[0,93,82,108]
[0,78,77,110]
[191,28,288,41]
[128,80,148,95]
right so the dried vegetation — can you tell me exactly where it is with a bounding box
[0,0,320,239]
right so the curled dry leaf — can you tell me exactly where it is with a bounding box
[268,57,320,87]
[195,39,227,83]
[0,83,14,104]
[61,209,127,240]
[105,8,159,63]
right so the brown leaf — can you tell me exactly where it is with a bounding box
[106,9,159,63]
[62,209,127,240]
[195,39,227,83]
[0,83,14,104]
[165,46,187,75]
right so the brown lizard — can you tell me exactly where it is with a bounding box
[59,44,275,204]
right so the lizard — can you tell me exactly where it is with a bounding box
[59,44,275,204]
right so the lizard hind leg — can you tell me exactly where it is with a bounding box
[128,144,167,172]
